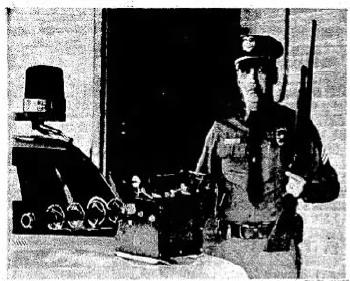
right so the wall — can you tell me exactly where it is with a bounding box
[241,8,347,279]
[7,8,102,231]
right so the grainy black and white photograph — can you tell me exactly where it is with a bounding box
[5,2,348,280]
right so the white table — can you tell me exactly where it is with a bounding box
[8,234,248,279]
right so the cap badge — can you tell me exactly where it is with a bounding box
[242,36,256,52]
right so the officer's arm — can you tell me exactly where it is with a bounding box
[300,123,340,203]
[195,123,218,175]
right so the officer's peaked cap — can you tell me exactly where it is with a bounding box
[235,35,284,65]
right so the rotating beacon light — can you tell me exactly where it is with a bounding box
[16,65,66,122]
[14,65,71,142]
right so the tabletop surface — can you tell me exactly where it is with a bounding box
[7,234,248,279]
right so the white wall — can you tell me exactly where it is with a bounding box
[7,7,102,228]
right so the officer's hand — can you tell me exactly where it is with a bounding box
[285,171,306,198]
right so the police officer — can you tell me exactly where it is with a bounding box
[196,34,340,279]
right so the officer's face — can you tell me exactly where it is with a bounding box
[236,59,270,112]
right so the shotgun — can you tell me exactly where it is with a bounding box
[266,20,317,254]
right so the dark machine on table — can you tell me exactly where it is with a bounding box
[115,170,215,261]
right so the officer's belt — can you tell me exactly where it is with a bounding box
[222,220,275,239]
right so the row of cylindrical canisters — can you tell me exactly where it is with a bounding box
[20,196,125,231]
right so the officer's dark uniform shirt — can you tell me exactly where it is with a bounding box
[196,103,340,223]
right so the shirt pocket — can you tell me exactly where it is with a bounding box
[233,143,247,159]
[217,140,233,158]
[217,139,248,184]
[217,138,248,160]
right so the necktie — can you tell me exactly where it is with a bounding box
[246,112,264,207]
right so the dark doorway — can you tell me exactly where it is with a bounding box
[105,9,241,179]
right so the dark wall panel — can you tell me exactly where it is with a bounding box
[106,8,241,179]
